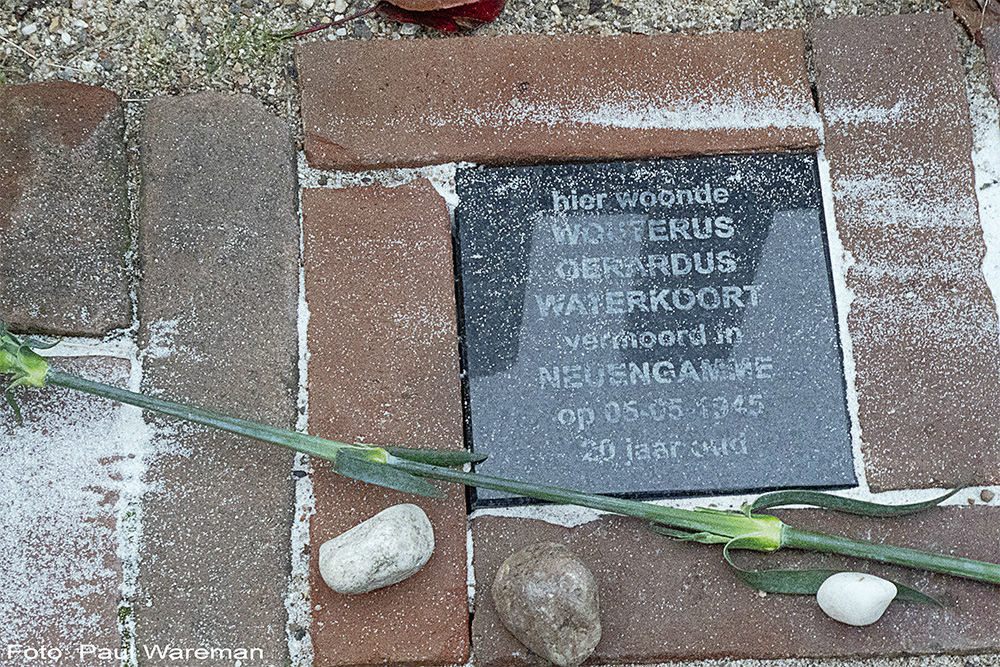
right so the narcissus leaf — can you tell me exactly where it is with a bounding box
[336,450,445,498]
[723,536,941,606]
[747,488,960,517]
[386,445,487,466]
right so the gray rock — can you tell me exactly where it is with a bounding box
[491,542,601,667]
[319,504,435,595]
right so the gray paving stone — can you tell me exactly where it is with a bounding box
[136,92,299,666]
[0,81,130,336]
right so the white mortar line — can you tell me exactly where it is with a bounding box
[116,344,149,667]
[286,179,316,667]
[816,148,871,495]
[40,334,136,359]
[964,42,1000,352]
[469,484,1000,526]
[296,152,466,204]
[117,101,145,667]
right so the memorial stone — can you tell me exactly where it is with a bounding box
[455,154,855,503]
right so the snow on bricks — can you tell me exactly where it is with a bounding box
[0,357,135,667]
[303,183,470,666]
[297,31,821,171]
[136,93,299,667]
[0,81,130,337]
[813,13,1000,491]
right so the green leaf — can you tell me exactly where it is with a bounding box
[385,446,487,466]
[748,488,961,517]
[336,451,445,498]
[22,336,60,350]
[649,524,730,545]
[723,536,941,606]
[4,390,23,425]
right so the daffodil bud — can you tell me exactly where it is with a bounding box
[0,326,50,389]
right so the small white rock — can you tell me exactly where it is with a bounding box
[299,0,315,9]
[817,572,897,626]
[21,23,37,35]
[333,0,348,12]
[318,503,434,595]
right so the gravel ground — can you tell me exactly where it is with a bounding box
[1,0,946,132]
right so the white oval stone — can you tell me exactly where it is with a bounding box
[318,503,434,595]
[816,572,897,626]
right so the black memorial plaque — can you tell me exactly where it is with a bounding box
[455,154,855,504]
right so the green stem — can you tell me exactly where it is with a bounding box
[46,369,358,461]
[49,368,778,543]
[33,368,1000,587]
[782,527,1000,585]
[389,458,769,538]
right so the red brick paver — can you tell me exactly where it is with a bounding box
[0,81,130,336]
[813,12,1000,491]
[297,31,820,171]
[303,182,469,666]
[136,93,300,666]
[0,357,131,667]
[985,26,1000,96]
[472,508,1000,664]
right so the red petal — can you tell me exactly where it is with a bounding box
[375,0,506,33]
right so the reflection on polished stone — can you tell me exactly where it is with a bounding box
[456,154,855,504]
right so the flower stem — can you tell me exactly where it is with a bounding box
[47,367,781,545]
[388,457,777,540]
[391,458,1000,583]
[25,367,1000,587]
[287,6,377,39]
[46,369,358,461]
[782,526,1000,584]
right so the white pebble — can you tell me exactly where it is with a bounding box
[299,0,315,8]
[817,572,897,626]
[60,32,73,45]
[318,503,434,595]
[21,23,37,35]
[333,0,348,12]
[174,14,187,31]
